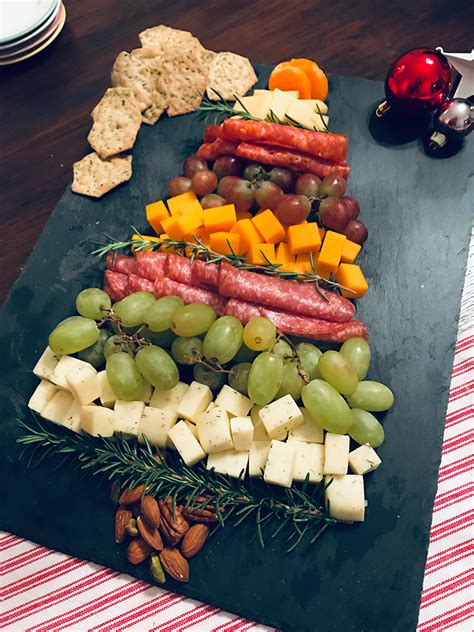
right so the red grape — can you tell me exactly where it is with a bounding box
[191,170,218,195]
[320,174,347,198]
[341,196,360,220]
[269,167,295,193]
[295,173,321,198]
[319,197,351,230]
[243,163,267,182]
[217,176,241,198]
[201,193,227,209]
[183,155,207,178]
[225,178,255,212]
[275,195,311,225]
[344,219,368,245]
[213,156,243,179]
[255,181,284,210]
[168,176,192,196]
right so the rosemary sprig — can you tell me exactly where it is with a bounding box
[17,418,336,551]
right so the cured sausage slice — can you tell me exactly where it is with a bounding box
[190,259,220,290]
[135,251,168,282]
[103,270,129,302]
[154,277,228,315]
[128,273,155,294]
[196,139,240,162]
[105,253,137,275]
[166,254,194,285]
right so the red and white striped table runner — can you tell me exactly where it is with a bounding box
[1,233,472,632]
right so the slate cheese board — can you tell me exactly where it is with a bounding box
[0,64,472,632]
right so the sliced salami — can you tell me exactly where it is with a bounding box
[166,254,194,285]
[191,259,220,290]
[105,253,137,275]
[135,251,168,282]
[203,124,221,142]
[219,262,355,322]
[128,273,155,294]
[103,270,129,302]
[196,139,240,162]
[154,277,228,315]
[224,298,262,322]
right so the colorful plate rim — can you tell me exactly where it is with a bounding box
[0,0,61,51]
[0,4,63,58]
[0,0,58,45]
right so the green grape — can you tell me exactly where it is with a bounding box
[346,381,394,412]
[77,329,112,368]
[243,317,276,351]
[228,362,252,396]
[106,352,144,401]
[233,343,258,363]
[170,304,217,337]
[340,337,371,380]
[114,292,156,328]
[301,379,352,434]
[141,327,177,348]
[103,334,135,358]
[277,362,304,400]
[272,339,293,362]
[248,352,284,406]
[296,342,321,379]
[318,350,358,396]
[75,288,112,320]
[203,316,243,364]
[349,409,385,448]
[49,316,100,355]
[135,345,179,390]
[193,364,226,390]
[145,296,184,332]
[171,337,203,365]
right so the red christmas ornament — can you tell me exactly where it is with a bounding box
[376,48,452,117]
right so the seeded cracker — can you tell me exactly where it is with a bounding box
[131,47,168,125]
[161,49,208,116]
[88,87,142,158]
[206,51,257,100]
[111,52,154,112]
[138,24,205,59]
[72,153,132,198]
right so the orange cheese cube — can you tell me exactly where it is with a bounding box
[210,232,241,256]
[131,233,161,252]
[336,263,368,299]
[159,233,178,254]
[184,226,208,244]
[167,191,203,216]
[246,243,276,265]
[276,242,294,263]
[161,216,183,241]
[203,204,236,233]
[317,231,346,279]
[295,253,317,273]
[341,239,362,264]
[146,200,170,234]
[287,223,321,255]
[236,210,253,221]
[230,219,263,254]
[175,212,203,239]
[251,210,286,244]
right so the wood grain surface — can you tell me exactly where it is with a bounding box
[1,0,473,303]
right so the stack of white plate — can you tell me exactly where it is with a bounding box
[0,0,66,66]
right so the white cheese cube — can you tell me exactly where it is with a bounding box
[292,442,324,483]
[215,384,252,417]
[269,88,299,120]
[65,364,101,405]
[139,381,153,405]
[168,420,206,466]
[197,406,233,454]
[62,400,81,433]
[50,356,91,390]
[230,416,254,451]
[80,405,115,437]
[97,371,116,407]
[176,381,213,422]
[205,401,217,413]
[324,433,350,475]
[251,405,287,441]
[33,347,60,380]
[137,406,178,447]
[259,395,303,439]
[325,475,365,522]
[28,380,59,414]
[113,400,145,437]
[248,441,271,477]
[288,408,324,444]
[41,390,74,425]
[263,440,296,488]
[207,449,249,479]
[349,444,382,475]
[185,420,199,439]
[150,381,189,413]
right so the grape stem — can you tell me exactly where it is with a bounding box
[277,334,311,385]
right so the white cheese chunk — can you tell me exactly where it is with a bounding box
[65,364,101,405]
[230,416,254,451]
[197,405,233,454]
[175,381,212,422]
[233,91,273,120]
[349,444,382,475]
[97,371,116,407]
[33,347,60,381]
[325,475,365,522]
[268,88,299,120]
[288,408,324,444]
[185,420,199,439]
[207,449,249,479]
[215,384,252,417]
[62,400,81,433]
[168,420,206,466]
[150,381,189,413]
[41,390,74,425]
[80,405,115,437]
[324,433,350,475]
[263,440,296,488]
[285,99,329,131]
[137,406,178,447]
[50,356,91,390]
[248,440,271,477]
[251,405,287,441]
[28,380,59,415]
[259,395,303,439]
[292,442,324,483]
[114,400,145,437]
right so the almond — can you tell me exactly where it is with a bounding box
[180,524,209,558]
[119,484,146,505]
[140,495,161,529]
[127,537,153,564]
[115,505,132,544]
[159,547,189,582]
[137,515,164,551]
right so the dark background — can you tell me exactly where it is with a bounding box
[1,0,473,303]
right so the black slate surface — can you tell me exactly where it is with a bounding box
[1,65,472,632]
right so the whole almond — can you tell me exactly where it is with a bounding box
[159,547,189,582]
[140,496,161,529]
[137,515,164,551]
[127,537,153,564]
[115,505,132,544]
[119,484,146,505]
[181,524,209,558]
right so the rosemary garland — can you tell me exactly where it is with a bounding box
[17,418,336,551]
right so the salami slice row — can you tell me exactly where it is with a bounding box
[128,273,155,294]
[106,253,137,275]
[104,270,129,302]
[155,277,228,315]
[197,139,240,162]
[135,251,168,282]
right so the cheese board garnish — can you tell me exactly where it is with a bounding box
[17,418,336,551]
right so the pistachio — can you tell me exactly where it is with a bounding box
[126,518,138,537]
[150,552,166,584]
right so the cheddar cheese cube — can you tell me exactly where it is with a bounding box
[203,204,236,233]
[230,219,263,254]
[341,239,362,264]
[131,234,162,252]
[167,191,203,216]
[161,216,183,241]
[335,263,368,299]
[246,243,276,265]
[209,231,241,255]
[275,242,294,263]
[317,231,346,279]
[175,212,203,239]
[295,253,316,273]
[146,199,170,233]
[287,222,321,255]
[251,210,286,244]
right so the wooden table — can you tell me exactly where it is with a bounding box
[1,0,472,303]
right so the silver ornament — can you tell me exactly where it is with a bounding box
[429,98,474,149]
